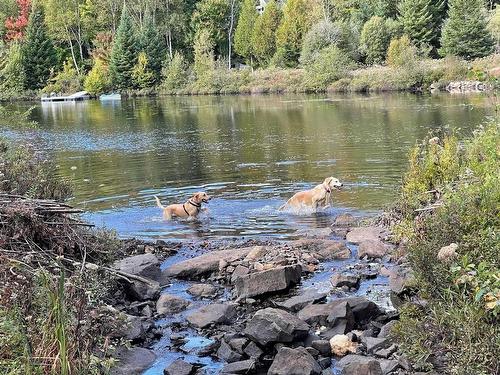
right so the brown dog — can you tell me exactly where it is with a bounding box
[155,192,211,220]
[280,177,343,210]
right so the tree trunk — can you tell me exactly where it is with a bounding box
[228,0,236,69]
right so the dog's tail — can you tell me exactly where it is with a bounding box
[154,195,164,209]
[278,199,290,211]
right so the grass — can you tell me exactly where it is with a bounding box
[391,122,500,374]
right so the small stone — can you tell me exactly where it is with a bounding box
[243,341,263,359]
[331,274,360,289]
[217,340,243,363]
[311,340,331,356]
[156,294,190,315]
[187,283,217,298]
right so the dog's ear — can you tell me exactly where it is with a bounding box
[324,177,333,186]
[192,192,202,202]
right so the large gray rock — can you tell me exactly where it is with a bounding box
[126,279,161,301]
[333,213,357,227]
[113,253,161,280]
[234,265,302,299]
[110,347,156,375]
[217,339,244,363]
[338,355,382,375]
[156,294,190,315]
[187,283,217,298]
[186,303,236,328]
[346,227,386,244]
[220,359,256,374]
[163,247,255,279]
[244,308,309,346]
[331,274,360,289]
[268,347,322,375]
[164,359,195,375]
[277,289,328,312]
[291,239,351,260]
[358,240,389,259]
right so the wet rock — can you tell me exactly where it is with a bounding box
[156,294,190,315]
[113,253,161,281]
[186,303,236,328]
[234,265,302,299]
[331,274,360,289]
[220,359,256,374]
[110,347,156,375]
[333,213,357,227]
[163,359,195,375]
[217,339,244,363]
[329,335,358,356]
[230,265,250,283]
[358,240,389,259]
[346,227,386,244]
[268,347,322,375]
[292,239,351,260]
[243,341,263,359]
[244,307,309,346]
[298,227,333,239]
[337,355,382,375]
[277,289,328,312]
[365,337,390,354]
[164,247,255,279]
[187,283,217,298]
[311,340,331,356]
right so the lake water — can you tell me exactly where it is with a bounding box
[1,93,494,241]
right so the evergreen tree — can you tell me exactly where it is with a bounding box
[234,0,258,65]
[360,16,390,64]
[0,42,25,95]
[109,5,137,90]
[141,13,166,84]
[440,0,494,59]
[398,0,437,48]
[251,0,281,66]
[21,5,57,90]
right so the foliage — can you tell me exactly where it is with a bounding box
[251,0,281,66]
[43,59,83,94]
[0,42,25,96]
[109,4,137,90]
[4,0,29,41]
[21,5,57,90]
[398,0,438,49]
[140,13,166,84]
[440,0,495,60]
[192,0,230,52]
[300,20,344,66]
[234,0,257,65]
[193,29,215,88]
[132,51,155,90]
[304,45,355,90]
[393,123,500,374]
[488,6,500,53]
[386,35,418,67]
[360,16,390,64]
[84,59,111,95]
[161,52,189,92]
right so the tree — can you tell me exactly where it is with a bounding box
[386,34,418,67]
[488,5,500,53]
[21,5,57,90]
[84,59,111,95]
[234,0,258,65]
[0,42,25,95]
[251,0,281,66]
[193,29,215,81]
[300,20,343,66]
[109,4,137,89]
[192,0,230,54]
[140,13,166,84]
[132,52,155,89]
[4,0,30,41]
[398,0,438,48]
[161,52,188,91]
[374,0,399,18]
[440,0,494,59]
[360,16,390,64]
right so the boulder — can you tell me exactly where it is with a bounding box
[113,253,161,281]
[331,274,360,289]
[244,308,309,346]
[156,294,190,315]
[338,355,382,375]
[122,314,150,342]
[228,337,248,354]
[333,213,357,227]
[244,246,269,261]
[329,335,358,356]
[217,340,243,363]
[378,320,396,338]
[277,290,328,312]
[358,240,388,259]
[379,359,400,374]
[186,303,236,328]
[326,301,355,332]
[125,279,160,301]
[268,347,322,375]
[231,265,250,283]
[292,239,351,260]
[234,265,302,299]
[311,340,331,356]
[163,359,194,375]
[345,297,381,323]
[187,283,217,298]
[220,359,256,374]
[346,227,386,244]
[243,341,263,359]
[365,337,390,354]
[110,347,156,375]
[163,247,255,279]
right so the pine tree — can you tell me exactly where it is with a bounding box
[0,42,25,95]
[21,5,57,90]
[234,0,258,65]
[360,16,390,64]
[140,13,166,85]
[398,0,437,48]
[440,0,494,59]
[109,5,137,90]
[251,0,281,66]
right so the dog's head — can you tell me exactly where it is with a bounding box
[192,192,211,204]
[323,177,343,192]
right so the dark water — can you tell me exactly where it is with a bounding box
[1,93,494,240]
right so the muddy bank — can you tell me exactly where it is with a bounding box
[109,214,420,375]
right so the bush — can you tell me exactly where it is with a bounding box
[360,16,390,64]
[304,46,355,90]
[132,52,155,89]
[0,42,25,98]
[387,35,418,67]
[42,60,83,95]
[300,21,344,66]
[84,59,111,95]
[161,52,189,92]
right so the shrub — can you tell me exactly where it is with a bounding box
[488,5,500,53]
[0,42,25,97]
[387,35,418,67]
[132,52,155,89]
[84,59,111,95]
[360,16,390,64]
[300,20,344,66]
[161,52,189,92]
[304,46,355,90]
[43,60,83,95]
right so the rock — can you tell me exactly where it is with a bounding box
[346,227,386,244]
[110,347,156,375]
[338,355,382,375]
[346,297,381,323]
[327,301,355,330]
[217,340,243,363]
[331,274,360,289]
[187,283,217,298]
[113,253,161,281]
[231,265,250,283]
[234,265,302,299]
[122,314,148,342]
[268,347,322,375]
[358,240,389,259]
[228,337,248,354]
[299,227,333,239]
[277,289,328,312]
[186,304,236,328]
[379,359,400,374]
[374,344,397,359]
[317,356,331,369]
[329,335,358,356]
[378,320,397,338]
[292,239,351,260]
[243,341,263,359]
[365,337,390,354]
[163,359,194,375]
[245,246,269,261]
[156,294,190,315]
[220,359,256,374]
[437,243,458,263]
[333,213,357,227]
[244,308,309,346]
[164,247,255,279]
[311,340,331,356]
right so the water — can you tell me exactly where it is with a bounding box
[1,92,493,241]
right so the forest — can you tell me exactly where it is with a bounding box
[0,0,499,97]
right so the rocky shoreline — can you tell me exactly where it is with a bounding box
[105,214,420,375]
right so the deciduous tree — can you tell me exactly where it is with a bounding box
[251,0,281,66]
[234,0,258,65]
